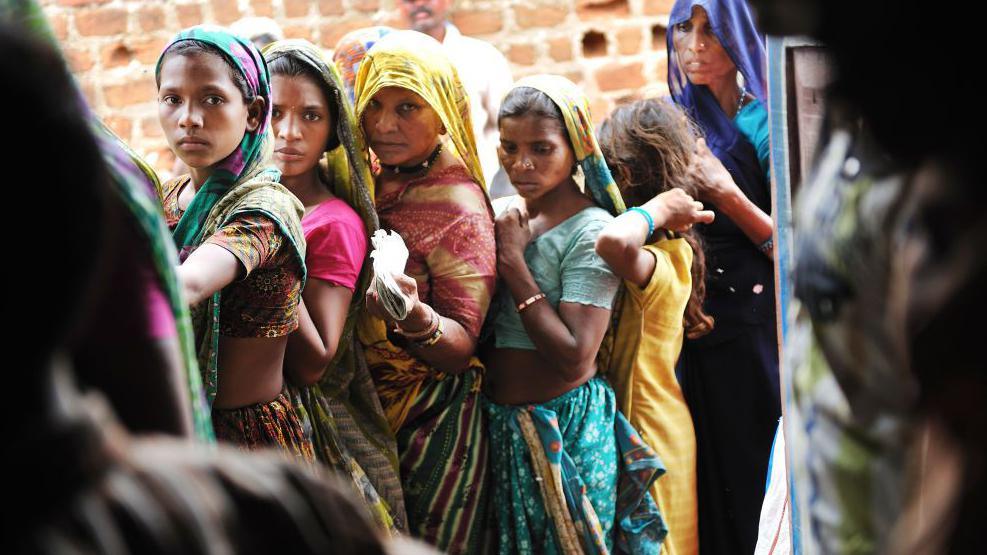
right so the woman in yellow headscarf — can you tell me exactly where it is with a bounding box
[354,31,495,554]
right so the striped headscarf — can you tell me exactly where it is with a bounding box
[514,74,626,216]
[331,26,393,104]
[353,30,486,190]
[156,25,278,252]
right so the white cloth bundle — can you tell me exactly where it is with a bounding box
[370,229,414,321]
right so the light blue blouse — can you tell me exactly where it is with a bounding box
[494,206,621,350]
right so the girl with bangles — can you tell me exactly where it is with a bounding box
[668,1,780,551]
[596,98,717,555]
[263,38,406,531]
[155,26,313,460]
[354,31,496,554]
[482,75,666,554]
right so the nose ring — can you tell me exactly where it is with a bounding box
[522,159,534,170]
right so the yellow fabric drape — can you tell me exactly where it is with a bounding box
[353,30,486,191]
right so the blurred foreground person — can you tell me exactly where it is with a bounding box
[1,18,391,555]
[750,0,986,552]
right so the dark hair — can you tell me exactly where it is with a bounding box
[157,40,254,102]
[267,53,341,151]
[598,98,714,339]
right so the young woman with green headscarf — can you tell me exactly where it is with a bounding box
[263,38,406,532]
[156,26,312,460]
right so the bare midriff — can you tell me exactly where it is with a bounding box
[212,335,289,409]
[483,347,595,406]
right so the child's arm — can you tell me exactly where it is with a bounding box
[596,188,713,287]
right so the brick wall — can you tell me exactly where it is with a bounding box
[43,0,675,175]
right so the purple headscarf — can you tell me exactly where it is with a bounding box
[667,0,767,199]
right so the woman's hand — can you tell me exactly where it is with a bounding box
[689,138,741,205]
[495,206,532,273]
[365,272,422,325]
[646,187,715,232]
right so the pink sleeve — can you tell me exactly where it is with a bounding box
[305,216,368,291]
[140,261,178,340]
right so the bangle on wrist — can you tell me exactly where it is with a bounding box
[414,316,445,348]
[395,304,438,340]
[516,292,547,313]
[627,206,655,238]
[758,237,773,254]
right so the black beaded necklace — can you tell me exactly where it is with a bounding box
[380,143,443,175]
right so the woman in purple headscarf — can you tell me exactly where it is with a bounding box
[666,1,780,553]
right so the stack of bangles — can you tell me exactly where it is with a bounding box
[394,304,444,347]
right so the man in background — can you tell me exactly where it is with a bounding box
[398,0,514,197]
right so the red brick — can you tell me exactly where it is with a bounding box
[282,24,315,42]
[643,0,676,16]
[318,0,344,16]
[353,0,379,13]
[132,36,170,65]
[65,46,95,73]
[582,30,607,58]
[57,0,109,6]
[104,76,157,108]
[548,37,572,62]
[176,4,203,28]
[616,27,642,55]
[507,44,537,66]
[252,0,274,17]
[562,70,585,86]
[284,0,310,17]
[589,96,613,120]
[211,0,241,24]
[137,5,165,33]
[595,61,645,92]
[49,13,69,41]
[75,7,128,37]
[451,9,503,35]
[320,18,374,49]
[655,52,668,82]
[141,117,164,139]
[514,6,567,29]
[101,41,133,69]
[577,0,629,20]
[651,24,667,51]
[105,116,133,141]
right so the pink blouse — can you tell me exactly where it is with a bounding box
[302,197,368,292]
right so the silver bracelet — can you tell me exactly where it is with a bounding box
[758,238,773,254]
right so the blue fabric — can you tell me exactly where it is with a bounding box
[735,99,770,181]
[668,0,775,337]
[493,206,620,350]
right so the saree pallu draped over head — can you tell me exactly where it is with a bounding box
[354,30,486,191]
[513,74,626,217]
[157,26,307,406]
[0,0,213,441]
[262,39,406,534]
[488,76,666,555]
[352,30,494,554]
[667,0,767,199]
